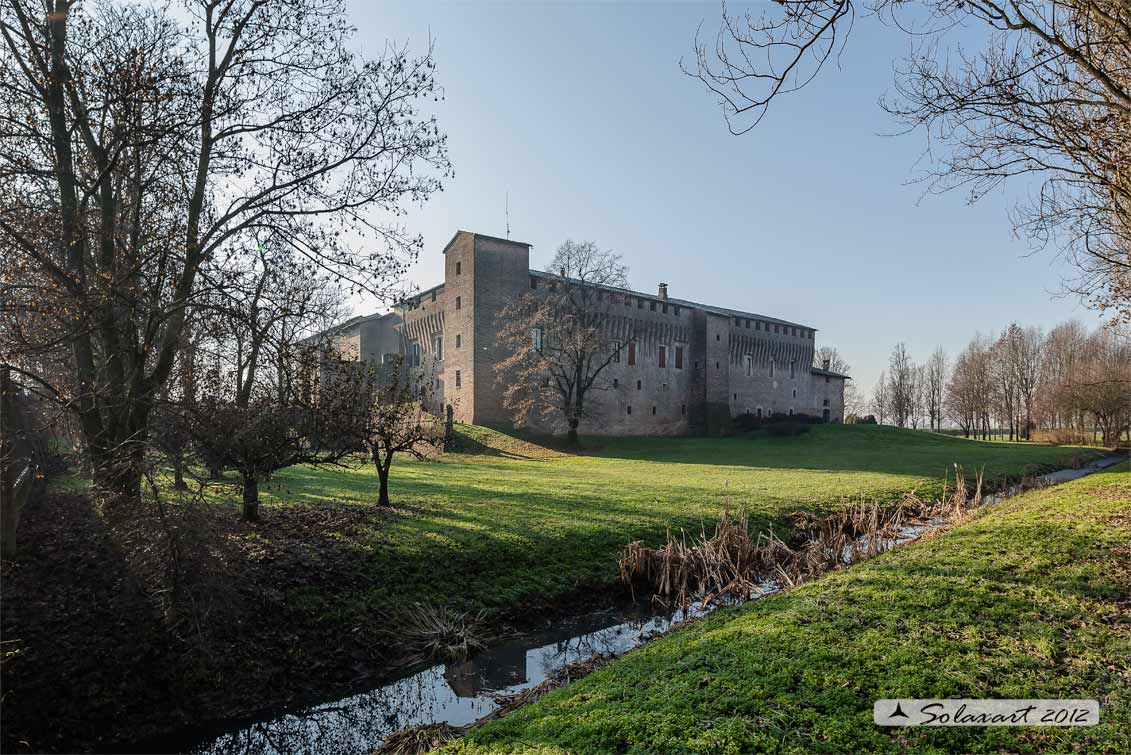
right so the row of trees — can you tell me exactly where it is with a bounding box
[869,322,1131,445]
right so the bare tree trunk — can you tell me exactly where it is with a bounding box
[242,473,259,522]
[172,453,188,490]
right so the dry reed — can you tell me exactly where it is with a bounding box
[375,723,465,755]
[620,462,993,608]
[395,602,490,662]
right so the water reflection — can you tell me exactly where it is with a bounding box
[187,603,704,755]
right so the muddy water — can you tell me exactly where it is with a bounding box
[176,455,1124,755]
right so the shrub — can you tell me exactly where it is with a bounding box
[1031,428,1089,445]
[733,412,825,432]
[766,422,809,437]
[845,414,877,425]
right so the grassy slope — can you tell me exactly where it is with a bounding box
[248,425,1094,613]
[443,466,1131,755]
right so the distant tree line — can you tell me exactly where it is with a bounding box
[866,323,1131,446]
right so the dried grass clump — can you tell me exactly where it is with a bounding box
[375,722,465,755]
[618,510,780,610]
[396,602,489,662]
[621,462,995,608]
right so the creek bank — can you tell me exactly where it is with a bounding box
[172,454,1124,755]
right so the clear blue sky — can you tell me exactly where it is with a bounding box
[347,0,1092,395]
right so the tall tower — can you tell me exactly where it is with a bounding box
[441,231,531,426]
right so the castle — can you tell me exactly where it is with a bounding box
[314,230,848,434]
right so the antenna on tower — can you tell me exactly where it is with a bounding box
[505,192,510,239]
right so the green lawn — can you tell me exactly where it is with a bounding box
[442,465,1131,755]
[239,424,1094,614]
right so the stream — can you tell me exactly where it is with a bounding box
[166,454,1124,755]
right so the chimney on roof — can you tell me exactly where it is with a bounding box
[658,282,668,300]
[822,358,831,370]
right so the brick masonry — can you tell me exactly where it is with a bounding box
[313,230,848,435]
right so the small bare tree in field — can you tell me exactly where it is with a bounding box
[187,348,368,522]
[358,356,446,507]
[495,241,630,446]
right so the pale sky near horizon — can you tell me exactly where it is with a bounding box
[346,0,1096,396]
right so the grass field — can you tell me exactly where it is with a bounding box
[242,423,1092,613]
[442,465,1131,755]
[2,425,1107,752]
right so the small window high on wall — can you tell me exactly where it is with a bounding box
[628,342,636,366]
[675,346,683,369]
[658,345,667,368]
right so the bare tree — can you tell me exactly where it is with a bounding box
[871,370,889,426]
[495,240,631,446]
[947,334,994,438]
[887,343,915,427]
[690,0,1131,321]
[187,348,367,522]
[813,346,850,374]
[925,347,947,431]
[0,0,450,498]
[1062,326,1131,445]
[358,356,446,507]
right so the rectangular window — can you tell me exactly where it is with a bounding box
[790,361,797,379]
[823,399,830,407]
[628,341,636,366]
[455,369,461,387]
[681,404,686,415]
[613,342,621,363]
[456,261,462,275]
[774,324,780,333]
[433,336,443,361]
[744,355,753,376]
[455,296,462,310]
[745,320,750,329]
[674,306,680,316]
[456,334,462,348]
[637,298,644,309]
[613,378,619,388]
[636,379,642,390]
[650,301,656,312]
[652,406,656,415]
[530,276,537,289]
[675,346,683,369]
[658,345,667,368]
[410,342,421,367]
[627,405,632,415]
[769,360,775,378]
[532,327,544,352]
[662,303,668,314]
[756,321,762,331]
[431,291,437,302]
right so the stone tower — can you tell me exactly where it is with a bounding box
[441,231,531,426]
